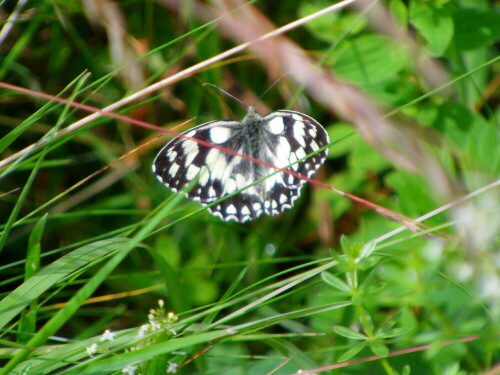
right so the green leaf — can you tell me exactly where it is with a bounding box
[300,3,366,43]
[358,241,376,261]
[378,327,411,339]
[234,301,351,333]
[339,235,352,255]
[390,0,408,31]
[350,140,389,174]
[338,341,367,362]
[409,1,454,56]
[369,340,389,357]
[18,214,47,343]
[333,326,368,340]
[332,35,407,85]
[452,9,500,50]
[26,214,46,279]
[321,271,351,293]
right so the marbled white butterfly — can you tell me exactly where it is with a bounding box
[152,89,329,223]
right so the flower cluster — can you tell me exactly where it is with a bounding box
[135,299,179,340]
[85,329,116,357]
[84,300,180,375]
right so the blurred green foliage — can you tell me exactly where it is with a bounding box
[0,0,498,374]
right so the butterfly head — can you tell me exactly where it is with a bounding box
[242,106,263,127]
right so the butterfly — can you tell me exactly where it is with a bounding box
[152,90,329,223]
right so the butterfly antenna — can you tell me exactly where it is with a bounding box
[203,83,248,109]
[252,73,291,107]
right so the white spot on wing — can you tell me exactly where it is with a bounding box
[241,216,251,223]
[185,150,198,166]
[236,174,248,190]
[267,117,285,135]
[212,211,224,219]
[293,121,307,148]
[210,127,232,144]
[241,206,251,215]
[211,155,228,181]
[226,178,237,194]
[199,166,210,186]
[182,140,198,155]
[225,215,238,222]
[168,151,177,161]
[295,148,306,160]
[186,165,200,180]
[169,163,180,177]
[278,137,291,155]
[226,204,237,215]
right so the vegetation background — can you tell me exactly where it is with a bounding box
[0,0,498,374]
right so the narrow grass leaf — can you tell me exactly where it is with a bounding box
[62,330,229,375]
[17,214,47,343]
[232,301,351,332]
[358,241,376,260]
[321,271,351,292]
[369,340,389,357]
[338,341,367,362]
[0,238,128,330]
[333,326,368,340]
[266,338,318,373]
[0,192,185,374]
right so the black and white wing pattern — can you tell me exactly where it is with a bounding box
[152,107,329,223]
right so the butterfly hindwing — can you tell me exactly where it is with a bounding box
[153,108,329,223]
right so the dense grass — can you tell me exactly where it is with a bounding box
[0,0,498,374]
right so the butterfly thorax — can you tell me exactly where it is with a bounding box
[236,107,279,198]
[240,107,267,152]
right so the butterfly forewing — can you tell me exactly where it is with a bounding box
[153,108,329,223]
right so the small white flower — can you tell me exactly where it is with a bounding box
[149,320,161,330]
[122,364,138,375]
[167,361,178,373]
[136,324,149,339]
[167,312,178,322]
[86,343,98,357]
[158,299,165,308]
[100,329,116,342]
